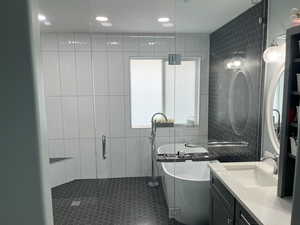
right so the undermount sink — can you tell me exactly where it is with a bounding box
[223,164,277,188]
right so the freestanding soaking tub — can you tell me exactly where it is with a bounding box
[157,144,210,225]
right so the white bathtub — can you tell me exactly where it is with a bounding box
[157,144,210,225]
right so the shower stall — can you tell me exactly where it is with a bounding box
[39,0,209,224]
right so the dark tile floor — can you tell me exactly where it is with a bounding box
[52,177,184,225]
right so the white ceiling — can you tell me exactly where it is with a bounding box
[39,0,256,34]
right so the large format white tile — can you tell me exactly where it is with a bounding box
[109,96,125,137]
[110,138,126,178]
[108,52,124,95]
[78,97,95,138]
[41,33,58,51]
[74,33,91,51]
[124,96,140,137]
[91,34,107,51]
[184,34,209,53]
[49,161,66,187]
[175,34,185,52]
[155,36,175,53]
[41,52,61,96]
[79,139,96,179]
[96,137,111,179]
[106,35,123,51]
[123,52,138,95]
[46,97,63,139]
[61,97,79,138]
[139,37,155,53]
[140,137,151,176]
[92,51,109,95]
[94,96,110,137]
[59,52,77,96]
[64,139,79,157]
[48,139,65,158]
[76,52,93,95]
[58,33,75,51]
[126,137,142,177]
[123,36,139,51]
[64,158,79,182]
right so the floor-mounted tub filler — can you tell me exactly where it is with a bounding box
[157,144,210,225]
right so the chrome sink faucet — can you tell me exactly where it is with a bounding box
[261,153,279,175]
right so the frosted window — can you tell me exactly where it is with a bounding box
[165,60,198,124]
[130,58,199,128]
[130,59,163,128]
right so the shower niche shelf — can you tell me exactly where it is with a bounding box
[49,157,72,164]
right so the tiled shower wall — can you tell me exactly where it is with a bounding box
[208,1,267,161]
[41,33,210,187]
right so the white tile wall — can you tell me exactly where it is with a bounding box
[46,97,63,139]
[78,96,95,138]
[60,52,77,96]
[76,52,93,95]
[110,138,126,178]
[79,139,97,179]
[42,52,60,96]
[92,51,109,95]
[61,97,79,139]
[41,32,209,187]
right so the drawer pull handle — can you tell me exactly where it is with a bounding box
[227,216,232,224]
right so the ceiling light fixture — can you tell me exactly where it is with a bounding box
[96,16,109,22]
[38,13,46,22]
[158,17,170,23]
[101,22,112,27]
[162,23,174,28]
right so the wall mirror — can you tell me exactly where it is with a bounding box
[228,70,251,135]
[266,65,285,153]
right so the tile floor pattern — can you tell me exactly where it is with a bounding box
[52,177,184,225]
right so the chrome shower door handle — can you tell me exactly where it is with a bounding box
[102,135,107,159]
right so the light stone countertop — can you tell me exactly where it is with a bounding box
[209,161,292,225]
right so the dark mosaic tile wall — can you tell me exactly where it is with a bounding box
[208,1,268,161]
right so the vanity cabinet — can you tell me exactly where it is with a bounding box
[210,173,259,225]
[235,202,259,225]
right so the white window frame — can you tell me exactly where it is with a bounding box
[129,56,201,128]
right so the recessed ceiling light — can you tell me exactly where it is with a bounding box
[162,23,174,28]
[38,14,46,22]
[158,17,170,23]
[96,16,109,22]
[101,22,112,27]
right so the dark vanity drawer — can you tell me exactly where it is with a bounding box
[211,173,235,213]
[235,202,259,225]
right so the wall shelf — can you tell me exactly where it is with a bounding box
[294,58,300,63]
[49,157,72,164]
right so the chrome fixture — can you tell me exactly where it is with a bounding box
[148,112,168,188]
[261,153,279,175]
[208,141,249,148]
[102,135,107,159]
[168,54,182,65]
[273,109,281,139]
